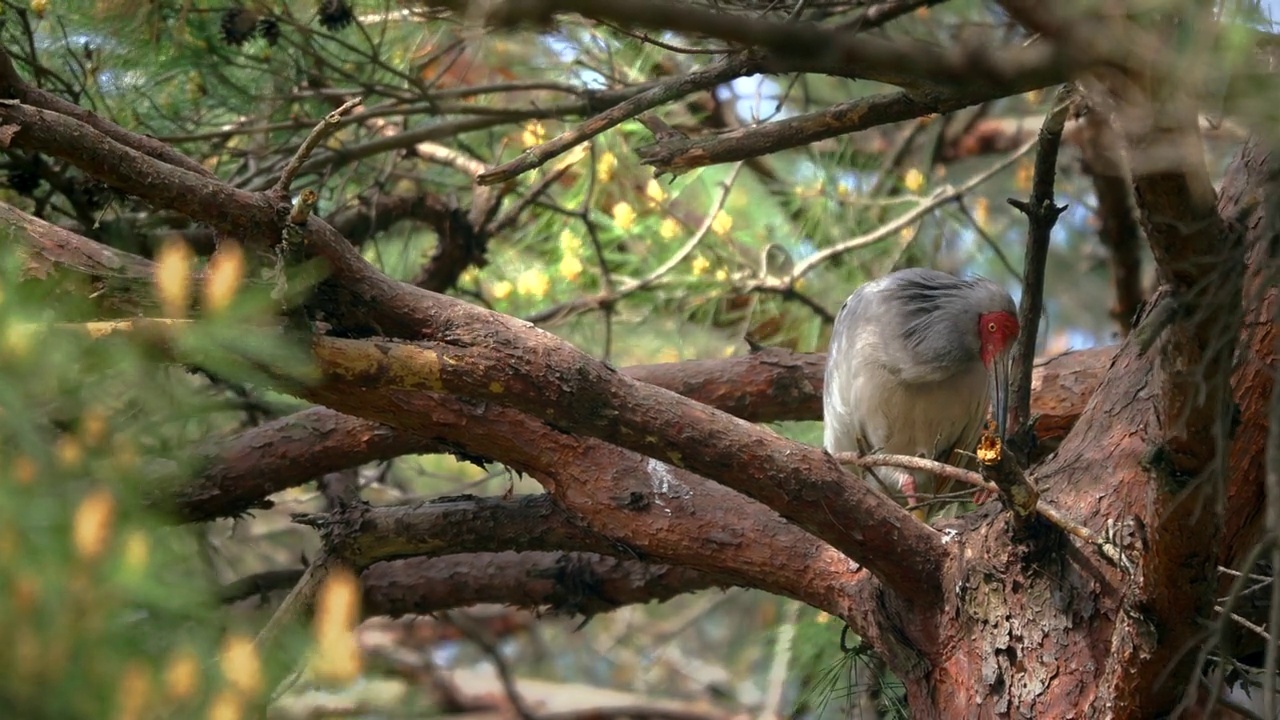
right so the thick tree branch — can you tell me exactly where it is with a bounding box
[361,552,725,618]
[0,80,1101,649]
[636,87,1051,176]
[1035,138,1266,716]
[1095,46,1243,487]
[451,0,1080,93]
[275,386,877,626]
[300,332,950,606]
[1078,104,1145,336]
[169,344,1107,523]
[294,494,619,569]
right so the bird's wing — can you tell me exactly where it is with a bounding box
[822,282,878,456]
[824,283,907,496]
[937,384,991,495]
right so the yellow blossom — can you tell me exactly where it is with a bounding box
[2,323,36,360]
[515,268,550,298]
[155,237,193,319]
[645,179,667,206]
[520,121,546,148]
[56,435,83,469]
[311,569,363,685]
[659,217,681,239]
[491,280,513,300]
[558,229,583,255]
[72,488,116,562]
[206,690,242,720]
[1015,159,1034,192]
[552,143,589,170]
[711,210,733,236]
[690,255,710,276]
[115,661,153,720]
[714,268,729,281]
[559,254,584,281]
[204,242,245,314]
[164,647,201,701]
[973,197,990,230]
[612,201,636,230]
[219,634,262,696]
[836,183,852,200]
[596,152,617,182]
[904,168,925,193]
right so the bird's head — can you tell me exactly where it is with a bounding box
[978,307,1019,440]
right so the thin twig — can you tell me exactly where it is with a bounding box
[477,53,759,185]
[449,612,540,720]
[524,163,742,324]
[779,139,1036,284]
[1007,84,1073,446]
[832,451,992,493]
[1214,604,1272,643]
[255,551,338,650]
[271,97,364,198]
[835,449,1122,562]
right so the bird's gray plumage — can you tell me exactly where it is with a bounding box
[823,268,1016,505]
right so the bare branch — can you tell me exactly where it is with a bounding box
[1078,104,1145,335]
[1007,85,1073,447]
[295,494,621,569]
[452,0,1082,93]
[478,54,760,185]
[637,89,1047,176]
[360,552,723,621]
[271,97,364,199]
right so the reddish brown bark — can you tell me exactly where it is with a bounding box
[914,140,1272,719]
[361,553,724,618]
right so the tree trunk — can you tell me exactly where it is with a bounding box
[888,140,1273,718]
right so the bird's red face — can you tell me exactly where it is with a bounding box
[979,310,1019,440]
[978,311,1020,367]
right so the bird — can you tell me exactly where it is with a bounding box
[823,268,1020,518]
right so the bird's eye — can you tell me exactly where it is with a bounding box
[987,321,998,333]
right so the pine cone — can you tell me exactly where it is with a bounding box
[317,0,355,31]
[257,16,280,46]
[220,5,260,46]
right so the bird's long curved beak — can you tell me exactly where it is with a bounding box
[990,350,1012,441]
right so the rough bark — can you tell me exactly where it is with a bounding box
[915,140,1272,719]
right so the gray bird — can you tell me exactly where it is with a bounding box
[823,268,1020,517]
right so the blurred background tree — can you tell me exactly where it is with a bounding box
[0,0,1273,717]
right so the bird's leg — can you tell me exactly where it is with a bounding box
[900,475,929,521]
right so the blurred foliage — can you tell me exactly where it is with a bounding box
[0,235,313,718]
